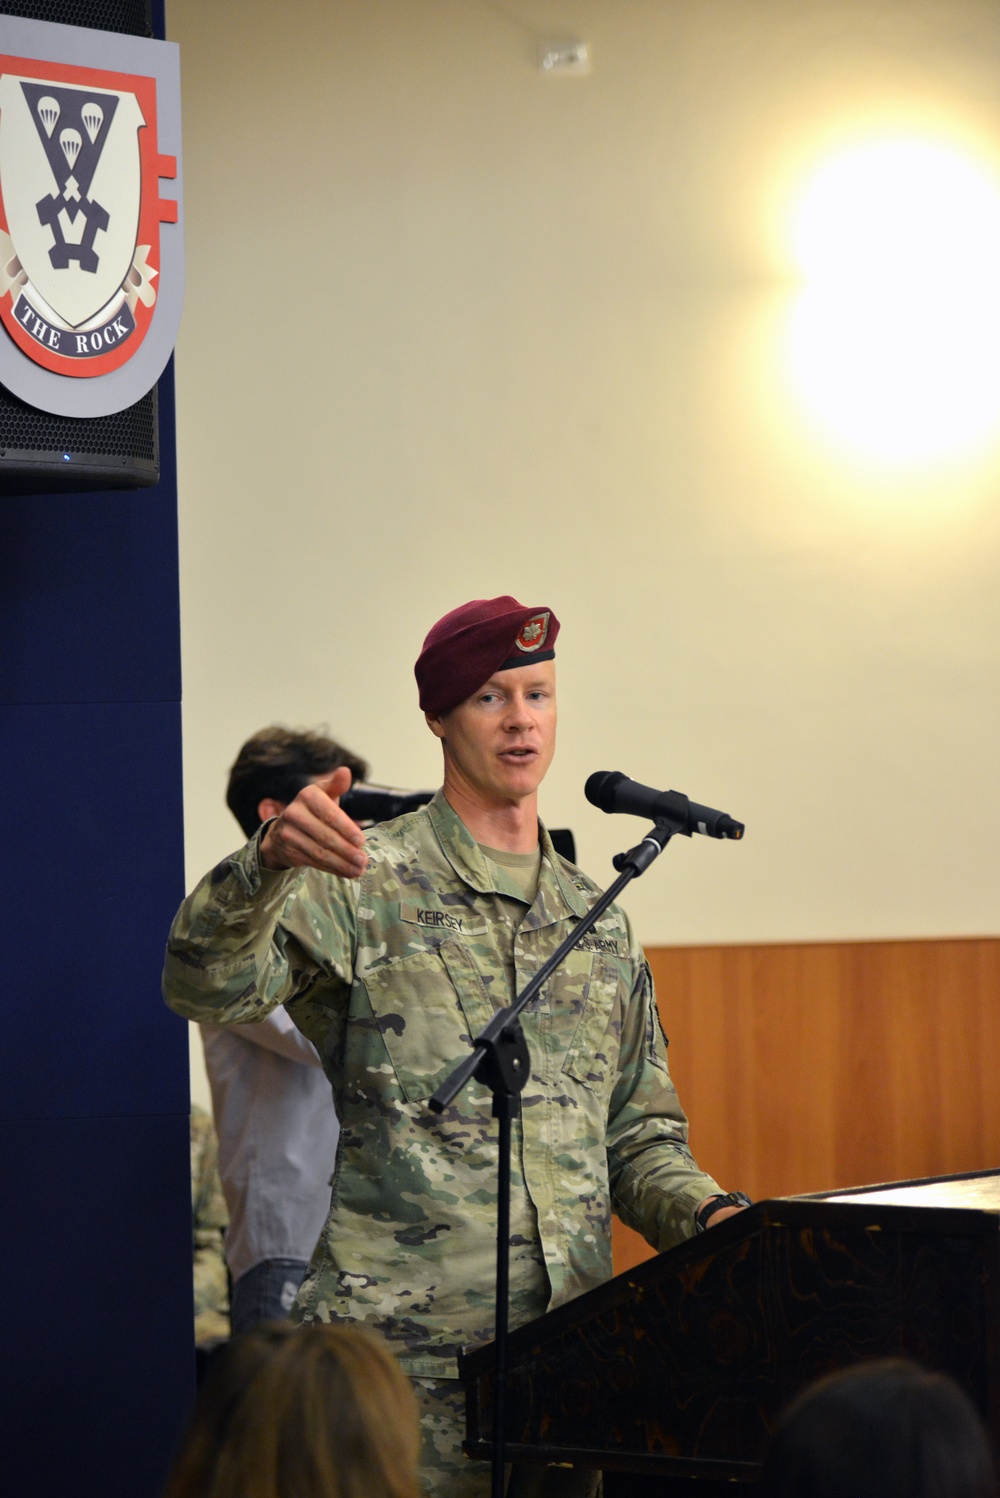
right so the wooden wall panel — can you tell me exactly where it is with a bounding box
[611,938,1000,1272]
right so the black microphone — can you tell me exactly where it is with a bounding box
[585,771,744,840]
[339,783,434,827]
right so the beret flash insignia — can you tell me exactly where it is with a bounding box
[515,612,550,652]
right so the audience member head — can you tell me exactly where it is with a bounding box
[163,1321,420,1498]
[761,1357,996,1498]
[226,726,370,838]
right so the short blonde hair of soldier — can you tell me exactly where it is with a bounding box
[163,1322,421,1498]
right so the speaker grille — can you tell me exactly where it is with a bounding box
[0,387,156,457]
[0,382,158,490]
[0,1,151,36]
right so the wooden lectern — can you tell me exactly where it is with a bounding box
[461,1171,1000,1494]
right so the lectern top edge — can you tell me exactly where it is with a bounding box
[461,1172,1000,1379]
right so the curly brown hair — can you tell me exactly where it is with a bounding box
[225,726,369,838]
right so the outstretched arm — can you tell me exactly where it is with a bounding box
[260,765,367,877]
[163,768,365,1028]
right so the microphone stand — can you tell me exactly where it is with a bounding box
[429,818,681,1498]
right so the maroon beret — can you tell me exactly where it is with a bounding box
[415,595,560,715]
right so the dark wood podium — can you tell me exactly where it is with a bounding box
[461,1171,1000,1493]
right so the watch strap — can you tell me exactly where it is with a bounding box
[694,1190,753,1233]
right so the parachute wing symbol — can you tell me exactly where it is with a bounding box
[36,95,59,137]
[59,127,81,170]
[81,102,103,144]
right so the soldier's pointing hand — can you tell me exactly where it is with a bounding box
[259,765,368,879]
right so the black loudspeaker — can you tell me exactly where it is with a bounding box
[0,0,158,494]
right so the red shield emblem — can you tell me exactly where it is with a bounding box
[0,53,177,379]
[515,612,550,652]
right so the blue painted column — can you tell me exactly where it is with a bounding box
[0,334,193,1491]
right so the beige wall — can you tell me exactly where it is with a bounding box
[168,0,1000,1098]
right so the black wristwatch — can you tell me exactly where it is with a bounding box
[694,1190,753,1233]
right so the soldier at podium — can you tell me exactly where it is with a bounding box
[163,596,749,1498]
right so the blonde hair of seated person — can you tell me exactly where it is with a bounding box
[163,1322,421,1498]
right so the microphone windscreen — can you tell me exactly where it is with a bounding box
[584,770,626,813]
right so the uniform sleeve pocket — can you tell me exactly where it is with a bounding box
[562,956,623,1096]
[363,941,491,1103]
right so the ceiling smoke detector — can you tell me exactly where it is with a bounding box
[538,37,591,76]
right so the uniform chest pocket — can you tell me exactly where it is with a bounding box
[362,939,496,1103]
[562,956,623,1096]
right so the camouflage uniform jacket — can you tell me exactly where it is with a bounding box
[164,792,721,1377]
[190,1103,230,1345]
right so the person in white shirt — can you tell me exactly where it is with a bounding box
[203,725,368,1333]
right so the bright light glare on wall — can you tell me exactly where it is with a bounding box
[788,140,1000,466]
